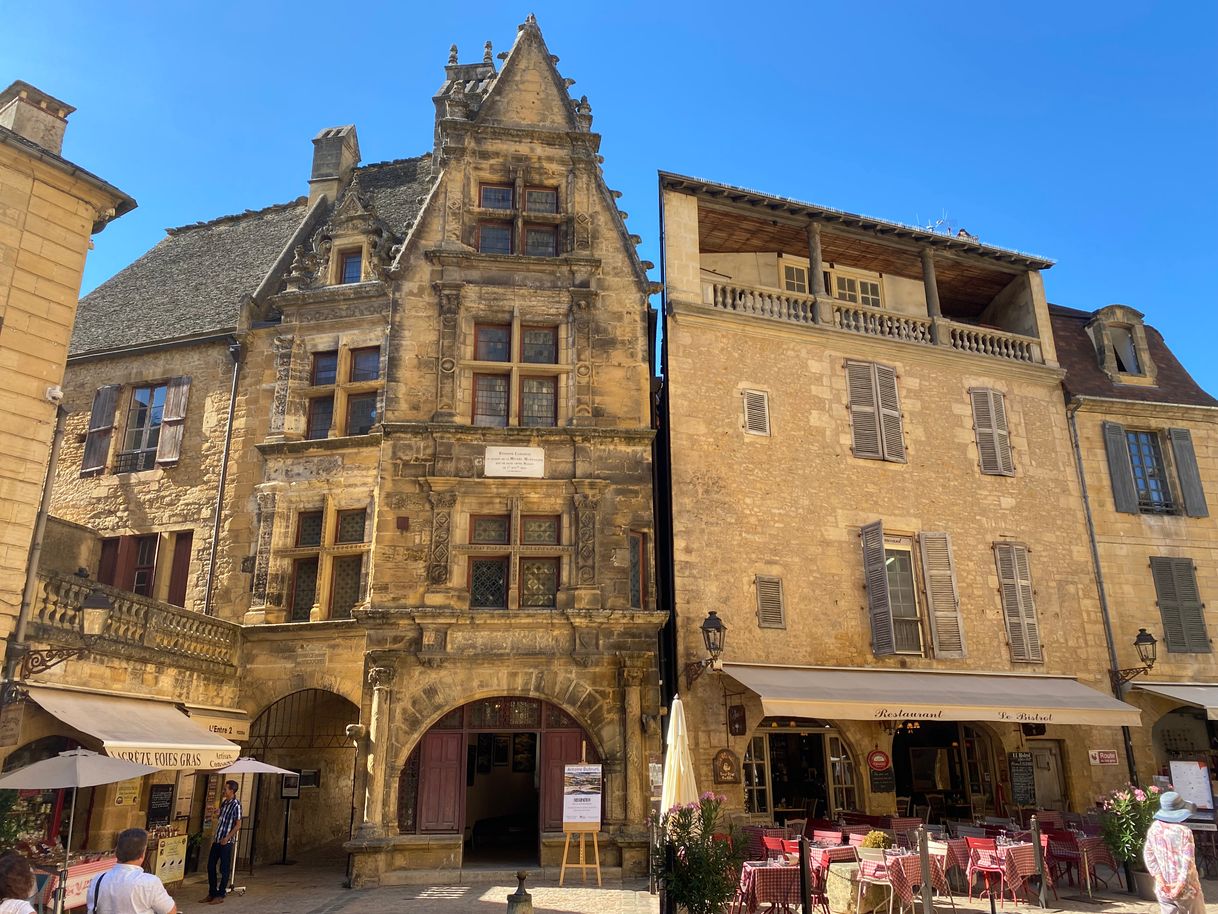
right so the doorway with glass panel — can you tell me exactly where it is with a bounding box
[743,719,858,823]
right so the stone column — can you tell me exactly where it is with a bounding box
[920,248,942,318]
[807,223,825,295]
[355,666,394,838]
[621,666,646,825]
[345,722,369,837]
[433,283,462,422]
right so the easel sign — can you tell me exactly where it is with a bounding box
[559,759,602,886]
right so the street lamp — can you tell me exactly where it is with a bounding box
[16,586,112,679]
[1111,628,1158,689]
[684,611,727,689]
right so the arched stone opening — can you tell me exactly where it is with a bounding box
[742,717,861,823]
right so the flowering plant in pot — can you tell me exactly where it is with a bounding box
[1098,782,1164,867]
[653,792,745,914]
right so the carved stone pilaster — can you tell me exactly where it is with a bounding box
[433,283,462,421]
[573,493,599,585]
[428,491,457,584]
[268,336,294,437]
[570,290,596,425]
[251,490,278,606]
[368,666,395,691]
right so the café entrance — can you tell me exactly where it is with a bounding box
[742,718,858,823]
[889,720,999,821]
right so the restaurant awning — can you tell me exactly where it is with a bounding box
[722,664,1141,727]
[1132,683,1218,720]
[26,685,240,770]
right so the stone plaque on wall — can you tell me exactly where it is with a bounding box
[484,446,545,478]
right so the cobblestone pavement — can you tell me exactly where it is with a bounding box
[178,855,1218,914]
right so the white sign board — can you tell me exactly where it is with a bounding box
[1170,760,1214,812]
[562,764,602,827]
[1088,749,1120,766]
[484,446,545,478]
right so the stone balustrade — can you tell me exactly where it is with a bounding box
[33,571,240,669]
[701,281,1044,365]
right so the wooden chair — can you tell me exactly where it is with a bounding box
[786,818,807,838]
[895,796,912,816]
[965,837,1018,907]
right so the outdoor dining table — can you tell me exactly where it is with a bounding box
[860,851,951,909]
[742,826,793,860]
[736,860,801,914]
[969,841,1052,900]
[1046,834,1118,896]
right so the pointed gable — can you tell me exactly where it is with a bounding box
[473,15,579,132]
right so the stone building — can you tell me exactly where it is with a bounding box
[1052,304,1218,785]
[658,174,1142,823]
[0,81,132,645]
[21,18,662,882]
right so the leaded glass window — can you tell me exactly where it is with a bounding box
[336,509,366,544]
[520,557,559,608]
[521,327,558,364]
[330,555,363,619]
[291,557,319,621]
[297,511,324,547]
[473,374,509,427]
[471,516,510,545]
[521,516,559,545]
[521,376,557,427]
[470,557,509,608]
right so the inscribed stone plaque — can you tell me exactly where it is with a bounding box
[484,446,545,478]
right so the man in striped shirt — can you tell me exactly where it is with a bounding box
[200,781,242,904]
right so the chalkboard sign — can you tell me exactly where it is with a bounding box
[1008,752,1036,807]
[869,766,896,793]
[147,783,174,827]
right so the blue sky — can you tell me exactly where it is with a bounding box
[7,1,1216,388]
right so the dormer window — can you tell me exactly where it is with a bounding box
[1088,305,1157,385]
[339,250,363,284]
[1109,325,1141,375]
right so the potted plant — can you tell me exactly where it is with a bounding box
[1098,783,1164,901]
[654,792,744,914]
[184,832,204,875]
[860,830,893,849]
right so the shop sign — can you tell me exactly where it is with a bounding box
[154,834,187,883]
[185,711,250,742]
[727,705,747,736]
[712,749,741,784]
[114,779,141,807]
[562,764,602,827]
[109,747,238,769]
[484,446,545,478]
[869,766,896,794]
[648,754,663,800]
[1088,749,1119,766]
[866,749,892,772]
[0,698,23,747]
[1008,752,1036,807]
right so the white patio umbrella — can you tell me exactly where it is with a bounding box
[215,757,295,877]
[0,750,158,914]
[660,695,699,812]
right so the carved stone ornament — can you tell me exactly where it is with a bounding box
[428,492,457,584]
[712,748,742,785]
[368,667,395,689]
[251,491,278,604]
[573,493,598,585]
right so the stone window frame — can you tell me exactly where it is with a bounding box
[455,500,572,611]
[327,232,370,287]
[473,177,564,258]
[1087,304,1158,386]
[464,316,569,428]
[297,333,386,441]
[281,497,371,622]
[827,264,884,308]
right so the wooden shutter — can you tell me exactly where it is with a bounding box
[970,388,1014,476]
[1102,421,1139,513]
[875,365,906,462]
[920,531,964,658]
[97,538,119,586]
[861,521,895,656]
[417,730,465,832]
[755,575,785,628]
[742,390,771,436]
[81,385,120,476]
[994,543,1042,662]
[167,531,193,608]
[846,361,881,459]
[156,376,192,464]
[1168,428,1209,518]
[1151,557,1210,653]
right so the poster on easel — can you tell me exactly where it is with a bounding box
[1169,760,1214,813]
[562,764,602,826]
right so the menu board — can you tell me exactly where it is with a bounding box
[1170,760,1214,812]
[154,835,187,883]
[869,767,896,793]
[1008,752,1036,807]
[147,784,174,827]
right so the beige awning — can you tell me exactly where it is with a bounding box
[722,663,1141,727]
[1132,683,1218,720]
[26,686,240,770]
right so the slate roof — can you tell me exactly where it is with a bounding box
[1050,304,1218,409]
[71,154,435,357]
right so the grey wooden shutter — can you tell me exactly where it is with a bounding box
[156,376,192,464]
[994,542,1043,662]
[920,531,965,658]
[846,361,881,459]
[861,520,895,656]
[971,388,1014,476]
[1102,421,1139,513]
[875,365,906,462]
[81,384,120,476]
[1168,428,1208,518]
[1151,556,1210,652]
[742,390,771,436]
[755,575,786,628]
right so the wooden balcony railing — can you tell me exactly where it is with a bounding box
[33,571,240,670]
[700,281,1044,365]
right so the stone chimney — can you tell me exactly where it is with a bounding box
[309,125,360,207]
[0,81,75,155]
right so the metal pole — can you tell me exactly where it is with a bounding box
[56,785,77,914]
[799,835,811,914]
[1031,815,1046,908]
[279,796,291,864]
[918,826,933,914]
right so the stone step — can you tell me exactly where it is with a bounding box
[378,865,626,886]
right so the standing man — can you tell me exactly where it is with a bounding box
[87,829,176,914]
[201,780,242,905]
[1144,791,1205,914]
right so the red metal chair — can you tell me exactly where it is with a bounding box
[965,837,1018,907]
[762,835,786,860]
[780,838,801,856]
[848,832,867,847]
[812,829,843,845]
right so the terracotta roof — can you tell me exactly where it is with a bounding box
[1050,305,1218,409]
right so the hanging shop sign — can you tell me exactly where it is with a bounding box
[866,749,892,772]
[712,749,741,784]
[727,705,748,737]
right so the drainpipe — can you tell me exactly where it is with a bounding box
[4,404,68,688]
[203,340,243,617]
[1067,400,1140,785]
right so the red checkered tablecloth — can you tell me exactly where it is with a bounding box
[1048,834,1118,891]
[943,838,970,875]
[737,861,800,913]
[859,854,949,908]
[969,842,1050,897]
[742,826,791,861]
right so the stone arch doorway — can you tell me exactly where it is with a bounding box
[244,689,360,867]
[396,696,599,866]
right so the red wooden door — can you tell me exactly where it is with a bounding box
[541,730,599,831]
[417,731,465,832]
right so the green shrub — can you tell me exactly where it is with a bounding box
[860,829,893,849]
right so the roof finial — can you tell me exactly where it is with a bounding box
[448,44,458,65]
[483,41,493,64]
